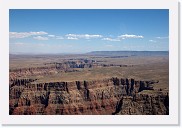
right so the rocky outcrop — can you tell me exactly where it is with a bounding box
[9,78,37,88]
[9,66,64,79]
[112,97,123,115]
[9,77,168,115]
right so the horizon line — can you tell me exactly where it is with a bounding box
[9,50,169,55]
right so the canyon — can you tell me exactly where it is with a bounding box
[9,51,169,115]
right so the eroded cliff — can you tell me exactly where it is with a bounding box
[9,77,169,115]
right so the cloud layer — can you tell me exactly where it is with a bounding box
[9,31,48,38]
[156,36,168,39]
[118,34,144,39]
[10,31,145,42]
[65,34,103,39]
[33,36,48,40]
[67,37,78,40]
[102,38,120,42]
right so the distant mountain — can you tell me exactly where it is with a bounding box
[87,51,169,56]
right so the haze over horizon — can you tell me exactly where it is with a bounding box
[9,50,169,56]
[9,9,169,54]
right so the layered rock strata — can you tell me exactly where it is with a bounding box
[9,77,168,115]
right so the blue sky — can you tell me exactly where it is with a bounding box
[9,9,169,54]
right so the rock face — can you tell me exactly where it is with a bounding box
[9,77,168,115]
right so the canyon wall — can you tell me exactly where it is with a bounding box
[9,77,169,115]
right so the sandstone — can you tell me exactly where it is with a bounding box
[9,77,168,115]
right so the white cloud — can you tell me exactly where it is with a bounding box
[48,35,55,37]
[9,31,48,38]
[67,37,78,40]
[118,34,144,39]
[82,34,102,39]
[102,38,120,42]
[33,36,48,40]
[149,40,157,42]
[65,34,102,39]
[156,36,168,39]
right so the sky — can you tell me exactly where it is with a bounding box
[9,9,169,54]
